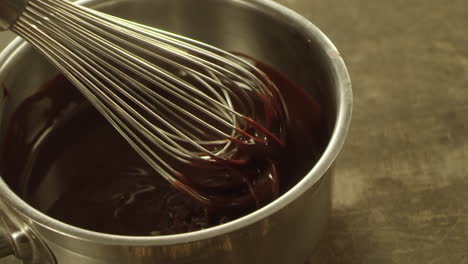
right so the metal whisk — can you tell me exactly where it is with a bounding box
[0,0,287,206]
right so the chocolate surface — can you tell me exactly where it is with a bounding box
[0,58,325,235]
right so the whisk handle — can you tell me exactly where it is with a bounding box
[0,0,29,30]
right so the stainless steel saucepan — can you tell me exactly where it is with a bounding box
[0,0,352,263]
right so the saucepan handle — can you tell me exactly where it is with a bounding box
[0,204,56,264]
[0,231,14,258]
[0,210,33,261]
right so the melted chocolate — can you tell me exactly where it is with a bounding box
[0,58,326,236]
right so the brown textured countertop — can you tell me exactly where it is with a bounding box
[273,0,468,263]
[0,0,466,263]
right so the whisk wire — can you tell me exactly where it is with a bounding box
[14,20,189,187]
[36,0,257,119]
[26,1,241,142]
